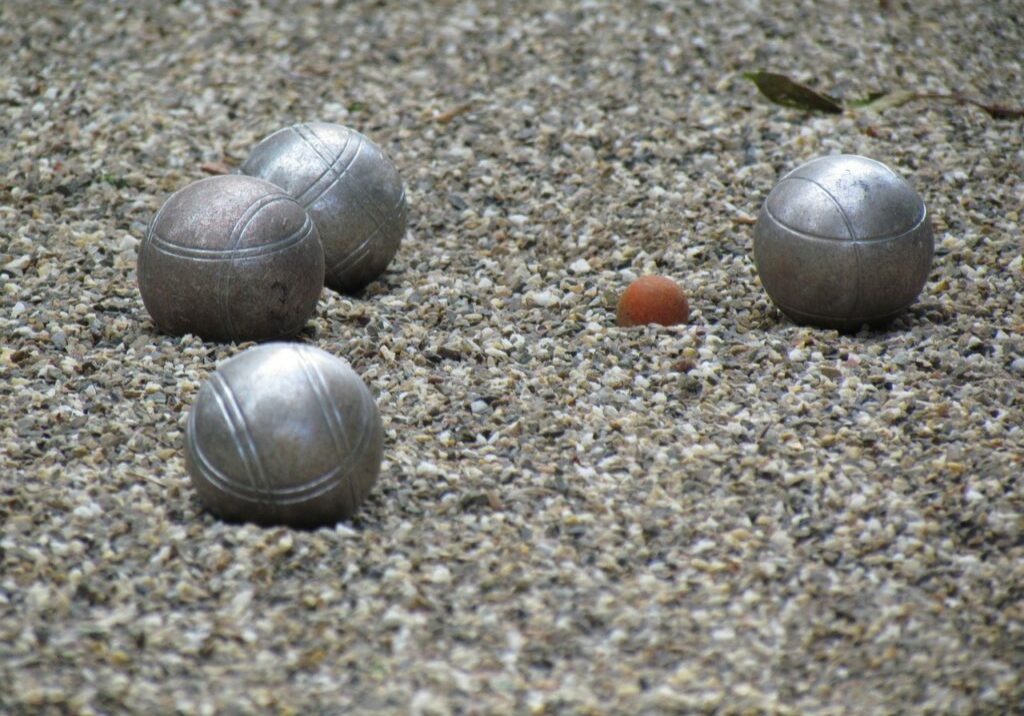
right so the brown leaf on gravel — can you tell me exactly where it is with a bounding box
[426,102,474,124]
[199,161,233,175]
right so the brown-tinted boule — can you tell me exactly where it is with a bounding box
[184,343,384,528]
[138,174,325,342]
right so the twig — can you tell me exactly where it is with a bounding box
[425,102,474,124]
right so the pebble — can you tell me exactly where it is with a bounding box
[569,258,592,274]
[525,290,559,308]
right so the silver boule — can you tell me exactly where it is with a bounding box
[753,154,933,331]
[138,175,325,342]
[185,343,384,528]
[241,121,407,294]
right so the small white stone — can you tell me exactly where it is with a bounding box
[118,234,140,252]
[428,565,452,584]
[526,290,559,308]
[569,258,591,274]
[416,461,441,476]
[691,538,716,554]
[4,255,30,272]
[71,500,104,520]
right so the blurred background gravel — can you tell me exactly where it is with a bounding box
[1,1,1022,713]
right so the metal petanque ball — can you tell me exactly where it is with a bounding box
[753,154,933,331]
[138,175,325,342]
[240,121,407,294]
[185,343,384,528]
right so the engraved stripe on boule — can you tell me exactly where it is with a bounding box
[328,224,382,275]
[302,136,365,211]
[293,122,337,166]
[189,426,352,504]
[292,124,357,207]
[293,346,367,511]
[188,414,259,503]
[198,371,352,505]
[304,124,391,230]
[762,203,928,244]
[326,185,406,275]
[782,176,859,241]
[145,212,314,262]
[208,372,271,501]
[216,193,294,338]
[294,124,369,211]
[298,124,401,278]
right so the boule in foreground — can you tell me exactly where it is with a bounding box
[185,343,384,528]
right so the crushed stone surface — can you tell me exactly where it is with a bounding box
[1,1,1022,714]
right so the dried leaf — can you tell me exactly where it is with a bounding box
[976,103,1024,120]
[846,91,890,107]
[426,102,474,124]
[743,71,843,114]
[859,90,1024,120]
[199,161,232,175]
[856,90,918,112]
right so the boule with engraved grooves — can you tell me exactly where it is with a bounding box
[753,154,934,331]
[138,175,325,342]
[185,343,384,528]
[240,121,407,294]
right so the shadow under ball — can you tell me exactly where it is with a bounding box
[138,175,325,342]
[241,122,407,294]
[185,343,384,528]
[753,154,933,331]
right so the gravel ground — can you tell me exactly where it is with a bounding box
[2,1,1023,714]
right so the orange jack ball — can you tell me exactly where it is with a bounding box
[616,275,690,327]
